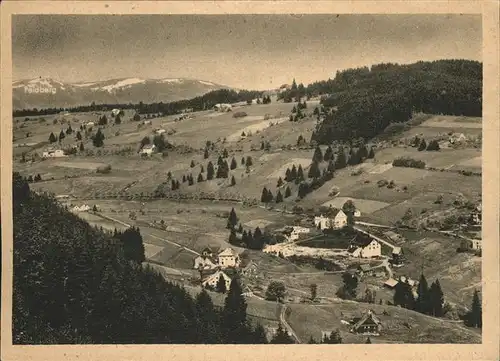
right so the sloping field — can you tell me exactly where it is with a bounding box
[143,243,165,258]
[267,158,312,179]
[288,302,481,344]
[321,197,390,214]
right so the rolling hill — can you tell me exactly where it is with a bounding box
[13,77,229,110]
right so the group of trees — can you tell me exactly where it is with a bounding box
[411,136,441,151]
[307,60,482,144]
[229,226,271,250]
[22,173,43,183]
[392,157,426,169]
[394,274,445,317]
[289,101,307,122]
[12,173,268,344]
[278,78,307,103]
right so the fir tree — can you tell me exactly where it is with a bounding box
[190,160,195,168]
[216,274,227,293]
[312,146,323,163]
[415,274,431,314]
[59,130,66,141]
[308,161,321,179]
[335,147,347,169]
[261,187,269,203]
[197,173,204,182]
[323,146,334,161]
[297,165,305,181]
[322,329,342,344]
[418,139,427,151]
[204,148,209,159]
[285,168,291,182]
[466,290,482,328]
[182,175,187,183]
[290,165,298,180]
[49,132,57,143]
[79,142,84,152]
[277,177,284,188]
[66,125,73,135]
[223,148,229,158]
[270,324,295,344]
[241,157,246,166]
[230,175,236,186]
[207,161,215,180]
[228,208,238,229]
[92,128,105,147]
[195,290,222,343]
[230,157,237,170]
[275,190,283,204]
[267,189,274,203]
[429,279,444,317]
[222,278,250,343]
[188,174,194,186]
[368,147,375,159]
[246,156,253,167]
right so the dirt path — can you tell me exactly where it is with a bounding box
[280,304,301,343]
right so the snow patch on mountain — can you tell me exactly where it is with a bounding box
[198,80,216,86]
[72,82,99,87]
[100,78,146,92]
[159,78,184,84]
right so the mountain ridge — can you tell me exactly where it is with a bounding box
[13,76,231,110]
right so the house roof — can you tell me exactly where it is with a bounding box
[384,278,399,287]
[352,310,381,330]
[219,248,237,257]
[358,264,371,272]
[351,233,375,248]
[203,270,231,284]
[143,144,155,149]
[392,247,402,255]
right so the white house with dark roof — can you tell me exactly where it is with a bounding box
[141,144,156,155]
[314,209,348,230]
[350,310,382,335]
[202,270,232,290]
[217,248,241,269]
[348,234,381,258]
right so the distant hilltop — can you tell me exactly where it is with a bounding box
[12,77,230,110]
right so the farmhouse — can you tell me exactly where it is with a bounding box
[141,144,156,155]
[214,103,232,112]
[314,210,348,230]
[348,234,381,258]
[193,255,218,271]
[85,121,95,127]
[42,148,65,158]
[356,264,372,277]
[71,204,90,213]
[354,209,362,218]
[202,270,232,290]
[460,238,482,251]
[111,109,121,117]
[155,129,166,135]
[241,260,258,277]
[217,248,241,269]
[449,133,467,144]
[391,247,405,266]
[283,226,310,241]
[350,310,382,335]
[383,278,398,289]
[202,246,220,258]
[143,120,152,125]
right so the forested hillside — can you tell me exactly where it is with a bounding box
[12,173,267,344]
[13,88,263,118]
[281,60,482,144]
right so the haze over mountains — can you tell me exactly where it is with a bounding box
[12,77,229,109]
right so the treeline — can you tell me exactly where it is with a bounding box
[13,88,264,117]
[292,60,482,143]
[12,173,268,344]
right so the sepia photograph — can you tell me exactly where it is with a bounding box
[1,2,499,360]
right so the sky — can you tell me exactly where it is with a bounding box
[12,14,482,90]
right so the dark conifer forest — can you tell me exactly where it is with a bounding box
[12,173,266,344]
[278,60,482,144]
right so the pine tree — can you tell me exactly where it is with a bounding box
[238,224,243,233]
[76,131,82,141]
[415,274,431,314]
[323,146,333,161]
[246,156,253,167]
[261,187,269,203]
[270,323,295,344]
[92,128,105,147]
[290,165,297,180]
[49,132,57,143]
[228,208,238,229]
[285,168,291,182]
[222,278,250,343]
[216,274,227,293]
[230,157,237,170]
[223,148,229,158]
[204,148,209,159]
[230,175,236,186]
[260,141,265,150]
[241,157,245,166]
[284,186,291,198]
[313,146,323,163]
[335,147,347,169]
[267,189,274,203]
[297,165,305,181]
[429,279,444,317]
[308,161,321,179]
[276,190,283,203]
[188,174,194,186]
[467,289,482,328]
[190,160,195,168]
[119,226,145,264]
[322,329,342,344]
[277,177,284,187]
[418,139,427,151]
[182,175,187,183]
[195,289,221,343]
[59,130,66,141]
[207,161,215,180]
[197,173,204,182]
[200,165,204,173]
[66,125,73,135]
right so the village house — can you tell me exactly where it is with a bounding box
[283,226,310,241]
[111,108,121,117]
[143,120,152,125]
[155,128,166,135]
[350,310,382,335]
[217,247,241,269]
[460,238,482,251]
[348,234,381,258]
[356,264,373,278]
[141,144,156,156]
[42,148,65,158]
[193,255,218,271]
[449,132,467,145]
[85,121,95,127]
[71,204,90,213]
[314,209,348,230]
[241,260,258,277]
[383,278,399,289]
[214,103,232,112]
[354,209,362,218]
[202,270,232,290]
[390,247,405,266]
